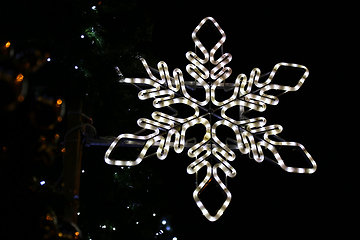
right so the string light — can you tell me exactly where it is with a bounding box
[15,73,24,84]
[56,99,63,107]
[105,16,317,221]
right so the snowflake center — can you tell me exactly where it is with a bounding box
[104,16,317,222]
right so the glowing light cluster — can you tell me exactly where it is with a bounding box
[105,17,317,221]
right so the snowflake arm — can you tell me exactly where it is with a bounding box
[104,16,317,222]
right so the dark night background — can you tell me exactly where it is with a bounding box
[0,0,357,239]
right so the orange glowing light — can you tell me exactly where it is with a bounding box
[56,99,63,106]
[57,116,63,122]
[61,148,66,153]
[5,41,10,48]
[17,95,25,102]
[15,73,24,84]
[199,177,212,195]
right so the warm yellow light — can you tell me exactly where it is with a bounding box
[15,73,24,84]
[5,41,10,48]
[105,16,317,222]
[56,99,63,107]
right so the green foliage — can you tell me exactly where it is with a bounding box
[1,0,165,239]
[2,0,157,137]
[80,147,168,239]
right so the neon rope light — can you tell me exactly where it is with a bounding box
[105,17,317,221]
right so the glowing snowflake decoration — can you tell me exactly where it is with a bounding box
[105,17,317,221]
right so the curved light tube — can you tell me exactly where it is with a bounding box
[105,16,317,221]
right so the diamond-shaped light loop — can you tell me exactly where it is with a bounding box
[192,161,233,222]
[104,16,317,221]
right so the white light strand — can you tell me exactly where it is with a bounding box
[105,16,317,221]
